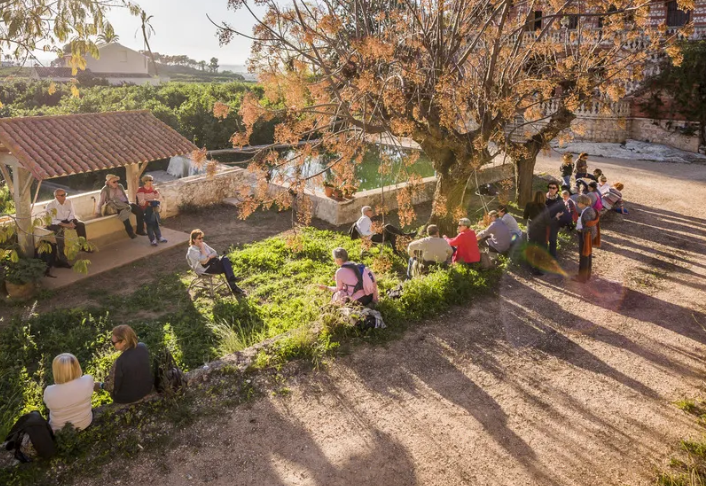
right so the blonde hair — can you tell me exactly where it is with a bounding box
[190,229,204,245]
[141,175,154,183]
[52,353,82,384]
[112,325,138,350]
[613,182,624,191]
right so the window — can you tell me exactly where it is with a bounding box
[525,11,543,31]
[666,1,691,27]
[119,50,128,62]
[567,14,579,30]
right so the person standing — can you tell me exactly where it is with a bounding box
[575,153,589,180]
[45,189,89,267]
[545,182,564,258]
[574,194,600,283]
[560,153,574,187]
[523,191,550,275]
[96,174,146,239]
[444,217,481,264]
[137,175,168,247]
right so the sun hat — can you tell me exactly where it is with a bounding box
[105,174,120,182]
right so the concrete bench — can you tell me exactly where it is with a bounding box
[33,213,137,252]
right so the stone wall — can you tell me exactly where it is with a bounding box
[279,163,515,226]
[628,118,701,153]
[31,167,248,221]
[569,117,629,144]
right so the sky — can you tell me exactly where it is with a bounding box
[37,0,260,66]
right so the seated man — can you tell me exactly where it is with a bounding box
[96,174,146,239]
[406,225,453,279]
[45,189,88,268]
[318,247,379,306]
[354,206,415,255]
[477,210,511,253]
[186,229,244,295]
[444,217,480,264]
[497,206,522,241]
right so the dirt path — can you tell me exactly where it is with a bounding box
[76,153,706,486]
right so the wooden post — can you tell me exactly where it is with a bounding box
[13,167,35,257]
[125,163,141,204]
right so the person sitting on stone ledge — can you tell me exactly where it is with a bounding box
[45,188,89,268]
[95,325,153,404]
[597,175,611,195]
[602,182,626,213]
[443,217,480,264]
[186,229,244,296]
[318,247,379,306]
[353,206,415,255]
[407,224,453,278]
[96,174,146,239]
[477,210,511,254]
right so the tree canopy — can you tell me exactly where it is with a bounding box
[218,0,688,227]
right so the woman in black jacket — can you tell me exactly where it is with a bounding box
[96,325,153,404]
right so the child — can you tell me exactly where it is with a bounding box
[560,153,574,187]
[574,194,600,283]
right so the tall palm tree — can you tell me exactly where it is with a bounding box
[136,10,158,76]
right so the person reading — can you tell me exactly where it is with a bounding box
[186,229,244,296]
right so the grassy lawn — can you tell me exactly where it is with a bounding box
[0,225,502,484]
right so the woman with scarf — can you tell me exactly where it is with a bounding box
[574,194,600,283]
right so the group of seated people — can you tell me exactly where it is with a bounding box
[42,325,153,434]
[42,174,168,269]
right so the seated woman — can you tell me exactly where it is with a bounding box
[97,325,153,404]
[318,247,378,306]
[137,175,167,247]
[186,229,244,295]
[602,182,625,211]
[587,181,604,212]
[597,175,611,195]
[43,353,95,432]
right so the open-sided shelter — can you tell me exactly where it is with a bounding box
[0,110,197,256]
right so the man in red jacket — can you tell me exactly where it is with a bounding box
[444,218,481,264]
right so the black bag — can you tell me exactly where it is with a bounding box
[35,241,58,275]
[348,222,360,240]
[478,183,497,196]
[153,349,186,396]
[3,411,56,462]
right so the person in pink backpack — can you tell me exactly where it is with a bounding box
[318,247,379,306]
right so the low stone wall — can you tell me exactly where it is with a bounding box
[629,118,701,153]
[31,167,248,222]
[276,163,515,226]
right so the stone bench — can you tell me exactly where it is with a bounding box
[33,213,137,252]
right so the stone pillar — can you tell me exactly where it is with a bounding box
[13,167,34,257]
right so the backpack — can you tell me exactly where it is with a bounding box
[3,411,56,462]
[348,222,360,240]
[153,349,186,396]
[340,262,379,303]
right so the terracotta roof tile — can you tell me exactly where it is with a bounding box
[0,111,198,180]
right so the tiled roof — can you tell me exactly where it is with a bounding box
[0,111,198,180]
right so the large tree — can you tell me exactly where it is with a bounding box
[0,0,141,71]
[217,0,686,230]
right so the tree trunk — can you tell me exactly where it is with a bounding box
[428,170,475,236]
[515,156,536,208]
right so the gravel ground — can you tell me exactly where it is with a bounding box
[71,152,706,486]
